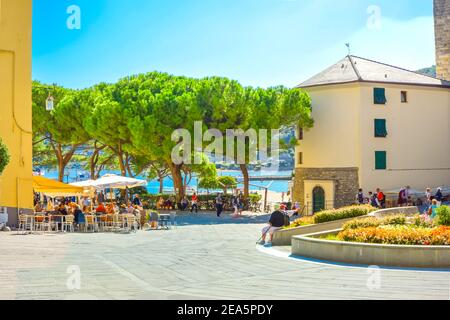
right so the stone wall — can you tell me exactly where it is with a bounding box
[435,0,450,81]
[292,167,359,209]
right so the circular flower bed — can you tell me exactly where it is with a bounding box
[336,205,450,246]
[338,225,450,246]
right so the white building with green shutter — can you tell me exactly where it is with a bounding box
[292,55,450,213]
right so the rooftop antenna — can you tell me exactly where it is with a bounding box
[345,43,351,56]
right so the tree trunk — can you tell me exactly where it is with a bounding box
[168,162,184,203]
[58,158,65,182]
[240,164,249,199]
[90,152,98,180]
[117,152,127,176]
[158,175,164,194]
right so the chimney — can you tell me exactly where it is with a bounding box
[434,0,450,81]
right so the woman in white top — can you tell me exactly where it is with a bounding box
[425,188,432,206]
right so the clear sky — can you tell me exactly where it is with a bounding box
[32,0,435,89]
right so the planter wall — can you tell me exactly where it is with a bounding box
[272,215,369,246]
[272,206,419,247]
[292,230,450,269]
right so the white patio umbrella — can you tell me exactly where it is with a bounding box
[91,174,147,190]
[71,180,97,188]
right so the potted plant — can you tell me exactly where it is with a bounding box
[0,138,9,176]
[0,138,10,231]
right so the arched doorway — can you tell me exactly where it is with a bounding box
[313,186,325,213]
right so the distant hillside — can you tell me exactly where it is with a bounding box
[417,65,436,77]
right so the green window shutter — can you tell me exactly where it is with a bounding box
[374,88,386,104]
[374,119,387,137]
[375,151,387,170]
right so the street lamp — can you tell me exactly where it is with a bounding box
[46,95,54,111]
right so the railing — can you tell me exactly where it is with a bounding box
[304,201,335,216]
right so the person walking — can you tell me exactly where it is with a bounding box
[405,186,411,206]
[181,197,189,211]
[97,191,106,204]
[428,199,440,219]
[425,188,432,206]
[190,193,199,213]
[398,187,408,207]
[132,194,143,208]
[232,195,239,216]
[356,189,365,205]
[216,193,224,218]
[435,188,443,206]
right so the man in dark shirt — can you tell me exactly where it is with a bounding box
[216,193,224,218]
[133,194,143,207]
[436,188,444,205]
[259,209,287,245]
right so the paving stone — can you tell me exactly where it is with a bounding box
[0,212,449,300]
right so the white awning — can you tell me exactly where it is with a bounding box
[90,174,147,190]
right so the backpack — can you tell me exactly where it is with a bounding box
[357,192,364,204]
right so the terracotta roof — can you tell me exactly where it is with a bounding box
[297,56,450,89]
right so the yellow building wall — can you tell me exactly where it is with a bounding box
[295,83,361,169]
[359,83,450,192]
[295,80,450,205]
[0,0,33,221]
[304,180,335,215]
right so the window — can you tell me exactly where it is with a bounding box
[298,127,304,140]
[374,119,388,137]
[298,152,303,165]
[374,88,387,105]
[401,91,408,103]
[375,151,387,170]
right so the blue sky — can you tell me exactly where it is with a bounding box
[32,0,435,89]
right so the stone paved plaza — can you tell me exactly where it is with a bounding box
[1,212,450,300]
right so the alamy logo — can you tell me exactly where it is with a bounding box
[367,5,382,31]
[66,265,81,290]
[171,121,280,171]
[366,265,381,290]
[66,5,81,30]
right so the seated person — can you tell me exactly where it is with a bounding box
[105,203,115,214]
[120,204,128,214]
[96,203,107,214]
[126,203,135,214]
[46,199,55,212]
[56,203,68,216]
[164,199,173,210]
[181,197,189,211]
[74,205,83,224]
[259,208,287,246]
[34,203,44,213]
[156,197,164,210]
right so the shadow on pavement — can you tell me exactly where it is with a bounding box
[173,212,271,226]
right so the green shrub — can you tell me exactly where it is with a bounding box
[0,139,10,176]
[343,215,406,231]
[437,206,450,227]
[314,205,376,224]
[139,193,262,210]
[412,214,435,228]
[382,215,407,226]
[284,216,315,229]
[343,217,381,230]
